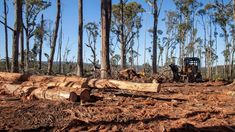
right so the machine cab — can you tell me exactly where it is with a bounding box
[183,57,201,73]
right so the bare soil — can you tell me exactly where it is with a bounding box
[0,81,235,131]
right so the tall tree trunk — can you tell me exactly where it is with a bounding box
[77,0,83,76]
[101,0,111,79]
[58,14,62,74]
[25,31,30,72]
[47,0,61,75]
[152,0,158,74]
[214,24,218,78]
[223,28,230,80]
[136,35,140,71]
[39,14,44,70]
[234,0,235,20]
[20,16,24,72]
[165,33,170,65]
[4,0,10,72]
[231,36,235,79]
[12,0,22,73]
[25,4,30,72]
[120,0,126,69]
[208,16,212,80]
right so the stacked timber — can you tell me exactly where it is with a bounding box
[0,72,30,82]
[1,84,90,102]
[0,72,161,102]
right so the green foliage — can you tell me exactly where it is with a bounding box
[112,2,145,26]
[112,1,145,45]
[84,22,100,68]
[84,22,99,44]
[25,0,51,37]
[207,1,233,30]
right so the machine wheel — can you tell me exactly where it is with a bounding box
[196,73,203,82]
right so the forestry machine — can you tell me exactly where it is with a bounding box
[169,57,203,83]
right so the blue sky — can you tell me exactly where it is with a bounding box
[0,0,231,66]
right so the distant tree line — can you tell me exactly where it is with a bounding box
[0,0,234,80]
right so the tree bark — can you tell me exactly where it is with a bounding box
[39,14,44,70]
[58,16,62,74]
[12,0,22,73]
[31,87,90,102]
[20,27,24,73]
[4,0,10,72]
[1,84,90,102]
[25,31,30,72]
[120,0,126,69]
[47,0,61,75]
[101,0,111,79]
[25,4,30,72]
[77,0,83,77]
[223,28,230,80]
[0,72,29,82]
[234,0,235,20]
[20,6,24,73]
[152,0,158,74]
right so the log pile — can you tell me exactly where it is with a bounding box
[1,84,90,102]
[0,72,161,102]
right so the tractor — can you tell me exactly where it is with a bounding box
[169,57,203,83]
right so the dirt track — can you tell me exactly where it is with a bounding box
[0,81,235,131]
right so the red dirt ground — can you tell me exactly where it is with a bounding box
[0,81,235,131]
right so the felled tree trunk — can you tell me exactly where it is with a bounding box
[31,87,90,102]
[0,72,29,82]
[1,84,90,102]
[28,75,89,87]
[88,79,161,93]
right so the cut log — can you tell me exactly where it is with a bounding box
[88,79,161,93]
[1,84,37,97]
[47,81,83,89]
[0,72,30,82]
[28,75,88,87]
[1,84,91,102]
[31,87,90,102]
[2,84,21,94]
[0,72,88,86]
[227,79,235,87]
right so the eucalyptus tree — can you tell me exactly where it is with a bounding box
[145,0,163,74]
[173,0,200,67]
[34,14,45,70]
[229,24,235,79]
[164,11,178,65]
[24,0,50,72]
[84,22,100,71]
[3,0,10,71]
[101,0,112,79]
[208,0,233,80]
[12,0,23,73]
[77,0,83,77]
[47,0,61,75]
[112,1,145,69]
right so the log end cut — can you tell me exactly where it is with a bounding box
[69,92,78,102]
[79,89,91,102]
